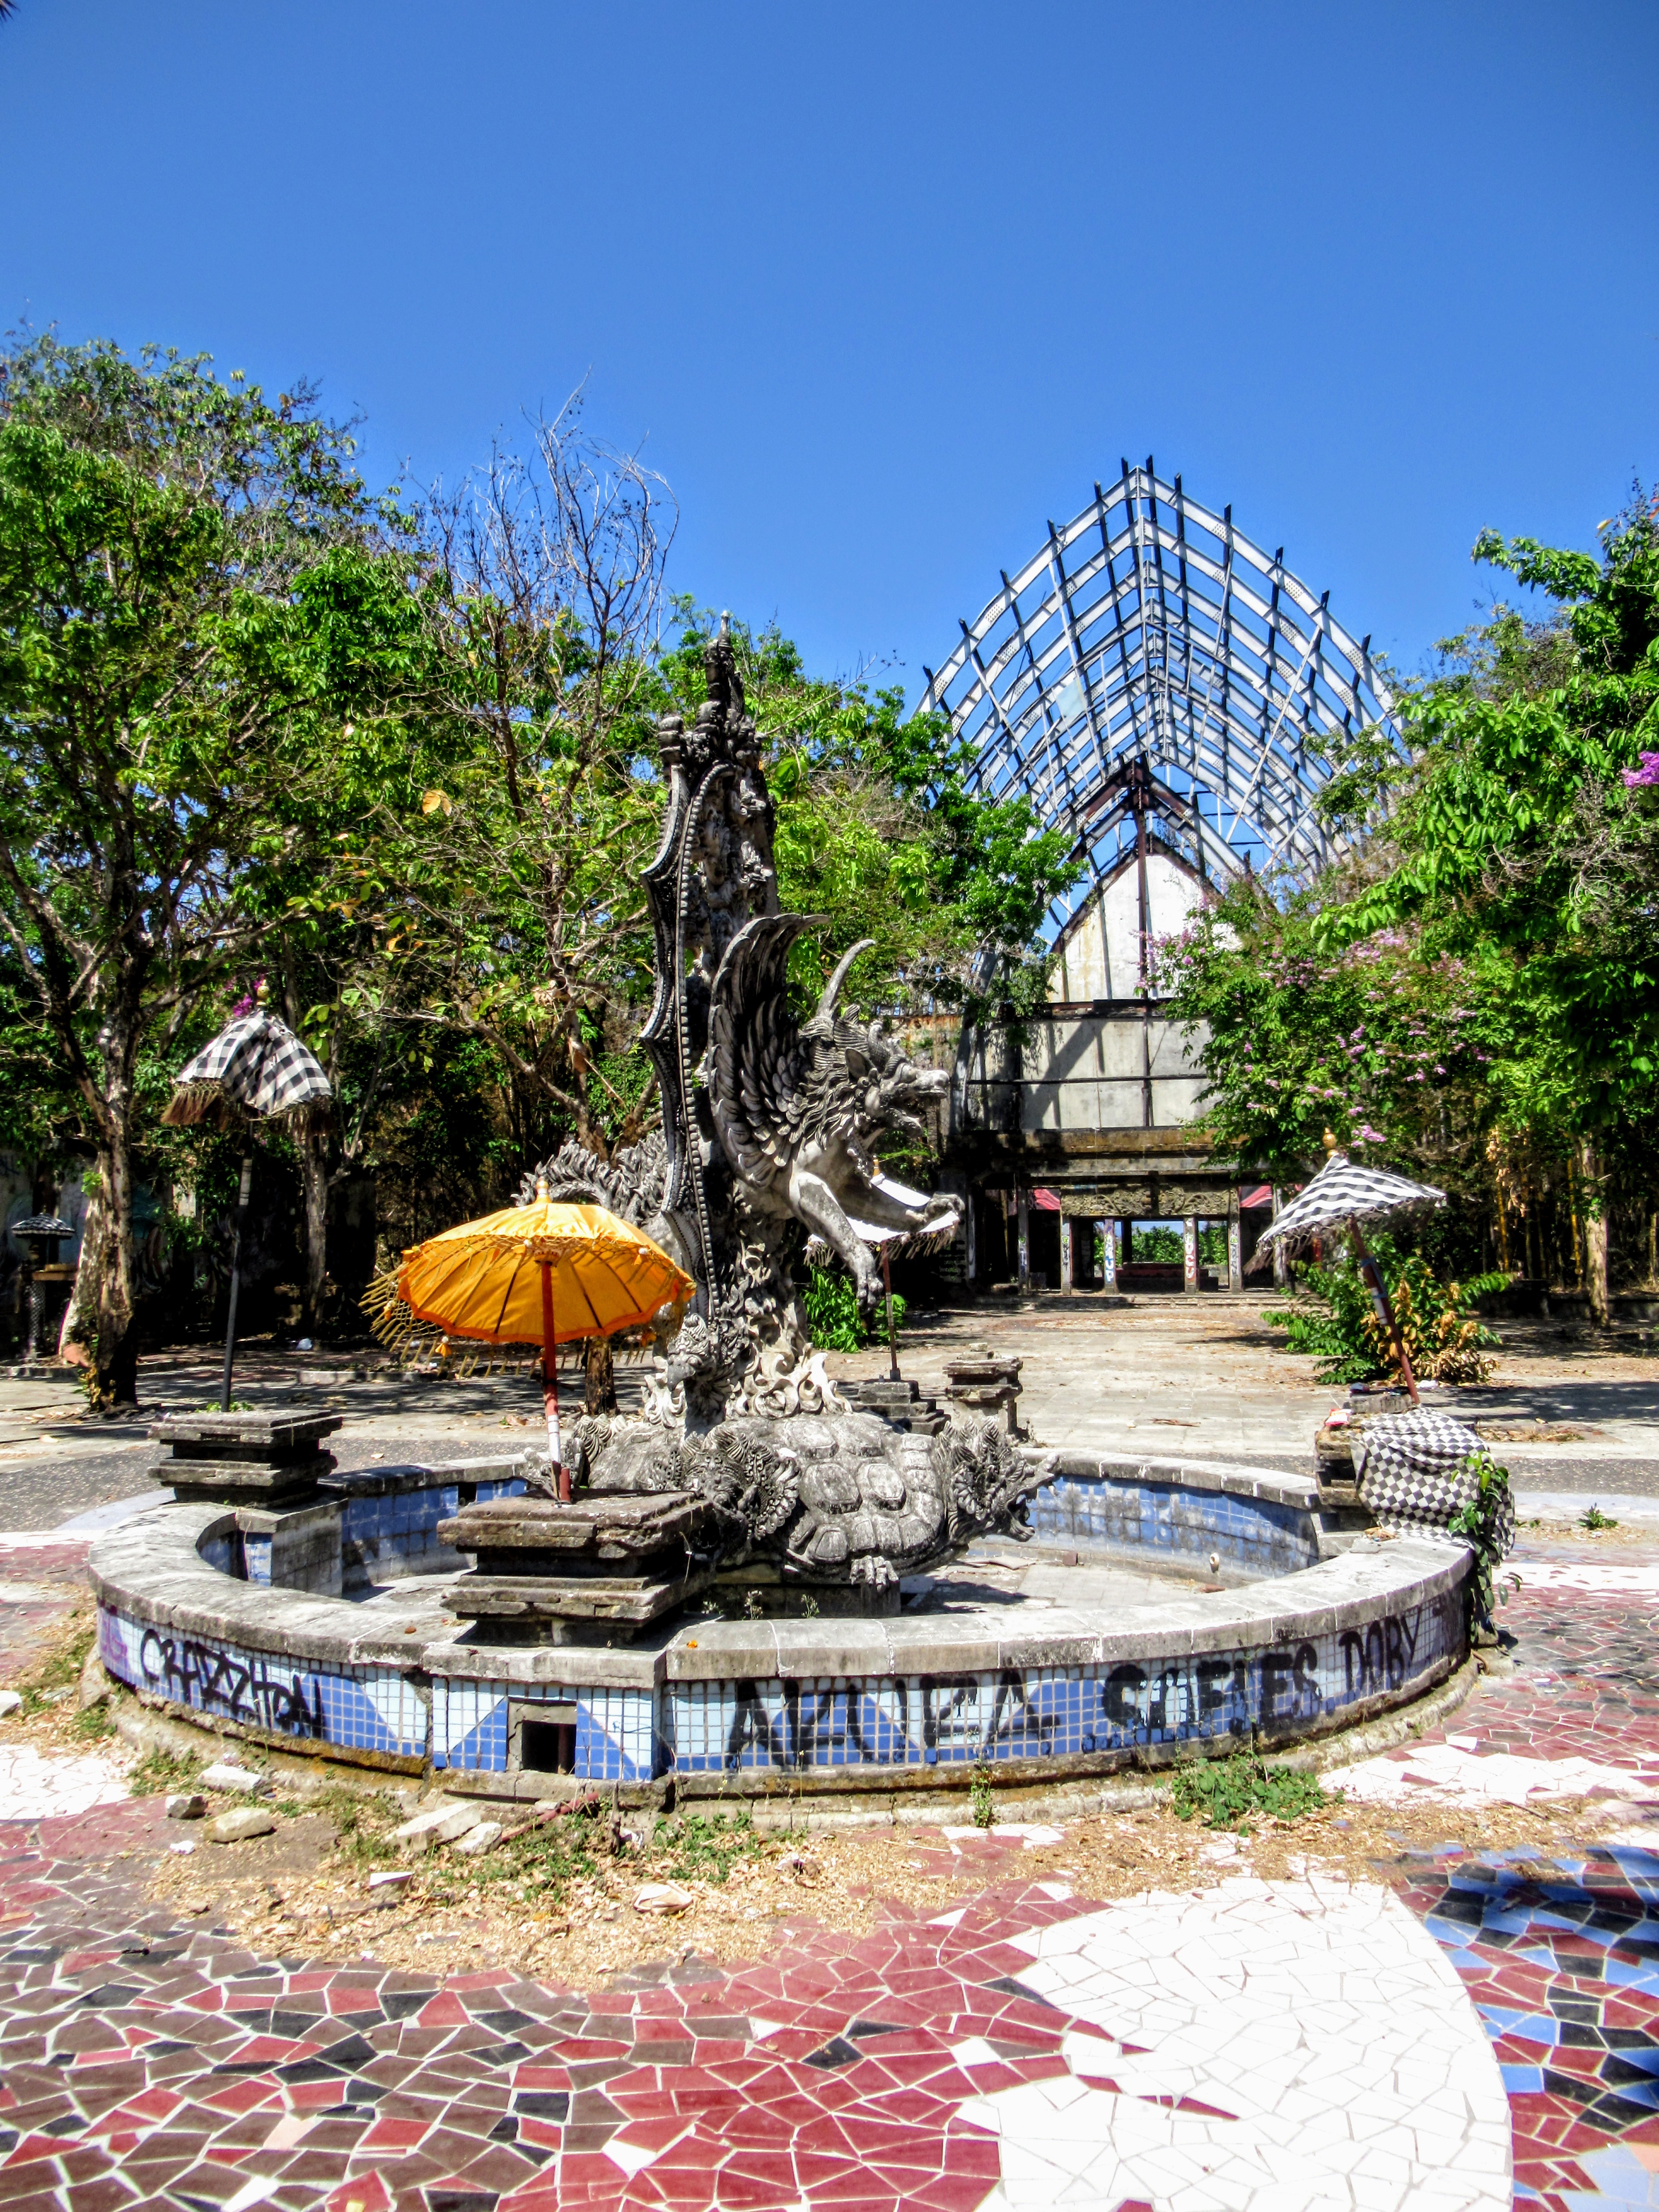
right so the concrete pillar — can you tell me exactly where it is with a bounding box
[1228,1209,1243,1291]
[964,1192,978,1285]
[1271,1186,1288,1288]
[1016,1190,1030,1291]
[1100,1219,1117,1289]
[1059,1214,1074,1292]
[1184,1215,1200,1292]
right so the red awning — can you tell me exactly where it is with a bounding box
[1031,1188,1062,1212]
[1240,1185,1274,1209]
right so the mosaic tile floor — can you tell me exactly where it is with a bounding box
[1,1534,1658,2207]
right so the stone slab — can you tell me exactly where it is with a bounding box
[450,1562,719,1626]
[439,1488,714,1564]
[151,1409,343,1453]
[154,1454,337,1501]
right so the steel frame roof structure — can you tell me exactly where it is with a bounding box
[919,459,1403,943]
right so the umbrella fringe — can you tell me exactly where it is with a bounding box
[160,1082,232,1129]
[268,1100,335,1136]
[364,1267,661,1380]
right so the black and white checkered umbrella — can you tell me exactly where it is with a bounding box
[1258,1152,1444,1260]
[163,1009,332,1134]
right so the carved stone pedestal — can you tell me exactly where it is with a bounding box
[151,1410,342,1505]
[943,1354,1025,1438]
[438,1490,718,1644]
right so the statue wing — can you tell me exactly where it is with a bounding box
[710,914,843,1187]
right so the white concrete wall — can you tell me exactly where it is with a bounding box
[1050,850,1205,1002]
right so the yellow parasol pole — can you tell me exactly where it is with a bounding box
[539,1261,570,1501]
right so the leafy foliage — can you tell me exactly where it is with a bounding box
[1446,1450,1518,1632]
[1162,488,1659,1301]
[1168,1754,1335,1831]
[1266,1234,1506,1385]
[801,1263,906,1353]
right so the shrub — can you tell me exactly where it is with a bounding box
[801,1263,905,1353]
[1266,1233,1505,1385]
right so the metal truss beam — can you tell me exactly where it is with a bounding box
[918,463,1403,943]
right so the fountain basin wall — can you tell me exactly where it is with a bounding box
[1028,1451,1322,1575]
[90,1451,1470,1795]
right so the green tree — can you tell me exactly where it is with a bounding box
[1164,490,1659,1317]
[0,332,416,1396]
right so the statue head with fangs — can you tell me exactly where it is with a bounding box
[514,615,1039,1588]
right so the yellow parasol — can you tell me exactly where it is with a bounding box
[380,1180,692,1493]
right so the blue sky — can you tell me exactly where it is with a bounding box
[4,2,1656,700]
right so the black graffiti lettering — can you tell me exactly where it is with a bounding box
[1147,1665,1184,1733]
[843,1682,907,1764]
[785,1684,835,1770]
[1196,1658,1233,1729]
[137,1625,323,1736]
[1292,1642,1320,1714]
[1340,1609,1426,1700]
[920,1677,976,1753]
[1259,1651,1294,1724]
[986,1668,1054,1753]
[1102,1664,1147,1733]
[724,1679,786,1772]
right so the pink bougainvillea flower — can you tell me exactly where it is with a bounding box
[1622,751,1659,788]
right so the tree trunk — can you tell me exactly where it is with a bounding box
[62,1115,137,1405]
[1578,1136,1610,1327]
[280,963,331,1339]
[300,1132,329,1339]
[584,1335,616,1414]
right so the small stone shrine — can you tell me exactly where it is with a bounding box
[150,1410,342,1505]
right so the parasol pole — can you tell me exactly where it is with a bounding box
[539,1261,570,1502]
[1346,1220,1420,1407]
[880,1243,900,1382]
[220,1156,253,1412]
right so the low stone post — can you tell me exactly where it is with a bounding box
[944,1351,1024,1437]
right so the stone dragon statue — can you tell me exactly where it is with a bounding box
[513,615,1045,1587]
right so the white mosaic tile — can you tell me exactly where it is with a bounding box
[0,1743,130,1820]
[1326,1740,1659,1805]
[1508,1560,1659,1596]
[952,1874,1510,2212]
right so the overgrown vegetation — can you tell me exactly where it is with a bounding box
[1446,1450,1519,1631]
[1163,490,1659,1317]
[2,331,1080,1375]
[802,1263,906,1353]
[969,1760,995,1829]
[12,1612,93,1717]
[1168,1754,1336,1831]
[1265,1234,1506,1384]
[128,1746,203,1795]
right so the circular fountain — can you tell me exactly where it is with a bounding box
[90,620,1473,1811]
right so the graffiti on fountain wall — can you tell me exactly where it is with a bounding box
[671,1591,1463,1775]
[96,1606,430,1758]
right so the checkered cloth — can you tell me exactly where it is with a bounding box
[1258,1152,1445,1260]
[163,1010,332,1131]
[1353,1408,1513,1551]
